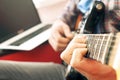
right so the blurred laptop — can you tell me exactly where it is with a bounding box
[0,0,52,51]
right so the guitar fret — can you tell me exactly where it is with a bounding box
[95,34,102,61]
[86,35,92,58]
[92,35,98,59]
[101,33,113,64]
[84,33,114,64]
[92,35,100,60]
[98,35,109,62]
[97,34,107,62]
[87,34,101,59]
[87,35,100,59]
[89,35,95,58]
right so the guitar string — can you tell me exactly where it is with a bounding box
[88,43,118,49]
[84,35,115,62]
[86,47,116,64]
[89,35,95,58]
[86,34,113,63]
[86,37,118,63]
[76,34,120,52]
[86,35,91,57]
[89,48,118,65]
[75,34,119,64]
[75,33,120,37]
[92,34,100,60]
[101,33,112,64]
[86,39,118,44]
[86,38,118,50]
[92,34,101,60]
[86,35,101,58]
[96,34,106,61]
[76,34,120,43]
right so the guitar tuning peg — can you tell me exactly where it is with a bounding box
[96,3,103,10]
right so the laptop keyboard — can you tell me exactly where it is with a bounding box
[10,24,51,46]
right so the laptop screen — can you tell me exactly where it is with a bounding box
[0,0,41,43]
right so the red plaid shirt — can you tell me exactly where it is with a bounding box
[59,0,120,33]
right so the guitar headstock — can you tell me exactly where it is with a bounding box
[75,1,105,34]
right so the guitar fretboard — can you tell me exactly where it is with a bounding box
[77,33,115,64]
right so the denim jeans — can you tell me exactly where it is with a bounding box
[0,60,66,80]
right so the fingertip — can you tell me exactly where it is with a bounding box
[70,48,88,71]
[60,50,66,60]
[67,32,74,39]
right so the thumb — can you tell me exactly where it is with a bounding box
[63,24,73,38]
[70,48,87,67]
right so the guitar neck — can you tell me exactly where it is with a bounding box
[77,33,119,65]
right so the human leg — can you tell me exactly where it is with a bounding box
[0,60,66,80]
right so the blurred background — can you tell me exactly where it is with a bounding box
[33,0,68,23]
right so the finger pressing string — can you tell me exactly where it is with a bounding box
[70,48,88,67]
[73,35,87,43]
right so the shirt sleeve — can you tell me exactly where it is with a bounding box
[58,0,82,30]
